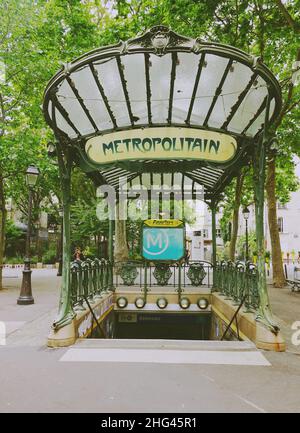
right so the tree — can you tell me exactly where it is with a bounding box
[0,0,111,288]
[1,0,299,291]
[267,0,300,286]
[0,0,44,288]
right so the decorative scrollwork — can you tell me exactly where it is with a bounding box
[120,262,138,286]
[187,263,206,286]
[153,263,172,286]
[125,25,192,57]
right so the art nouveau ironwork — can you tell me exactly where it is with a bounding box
[43,26,282,334]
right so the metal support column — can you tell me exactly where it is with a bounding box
[108,204,114,291]
[52,140,75,330]
[253,94,279,333]
[108,212,114,263]
[210,198,217,289]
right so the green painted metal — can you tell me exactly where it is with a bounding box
[52,142,75,330]
[43,27,284,335]
[214,260,259,311]
[186,262,206,286]
[143,261,149,304]
[177,262,182,304]
[210,199,217,288]
[253,96,279,333]
[43,26,282,204]
[70,258,111,308]
[72,259,214,306]
[119,261,138,286]
[108,216,114,291]
[153,263,173,286]
[108,217,113,263]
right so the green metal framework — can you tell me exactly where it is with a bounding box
[43,26,282,334]
[43,25,281,201]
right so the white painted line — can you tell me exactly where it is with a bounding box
[235,395,267,413]
[60,348,271,366]
[4,321,26,334]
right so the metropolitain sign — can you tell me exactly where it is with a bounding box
[85,127,237,165]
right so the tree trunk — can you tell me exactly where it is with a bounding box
[0,174,6,290]
[229,172,244,261]
[266,155,286,287]
[114,201,129,263]
[114,219,129,263]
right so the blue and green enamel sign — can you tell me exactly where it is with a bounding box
[141,219,185,261]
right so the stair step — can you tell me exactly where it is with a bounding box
[75,338,256,351]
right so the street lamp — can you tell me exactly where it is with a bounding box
[57,207,63,277]
[242,206,250,262]
[17,165,40,305]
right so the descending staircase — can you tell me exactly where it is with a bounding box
[60,338,270,366]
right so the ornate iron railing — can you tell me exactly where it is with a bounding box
[214,260,259,311]
[69,258,212,309]
[70,258,113,309]
[114,260,213,289]
[69,259,259,311]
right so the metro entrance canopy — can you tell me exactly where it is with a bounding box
[43,26,282,336]
[44,25,281,200]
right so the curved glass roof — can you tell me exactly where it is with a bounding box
[43,26,282,200]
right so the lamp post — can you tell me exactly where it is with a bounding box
[17,165,40,305]
[57,207,63,277]
[242,206,250,262]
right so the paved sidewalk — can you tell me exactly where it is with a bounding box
[0,269,300,413]
[268,284,300,354]
[0,268,59,344]
[1,269,299,350]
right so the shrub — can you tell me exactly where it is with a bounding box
[42,248,57,264]
[4,255,23,265]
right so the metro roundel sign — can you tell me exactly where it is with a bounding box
[141,220,185,261]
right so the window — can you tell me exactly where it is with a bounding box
[216,228,222,238]
[278,217,284,233]
[193,230,208,237]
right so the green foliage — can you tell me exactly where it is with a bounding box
[71,198,108,245]
[4,255,24,265]
[4,219,24,257]
[0,0,299,270]
[236,231,257,261]
[82,245,97,259]
[5,219,23,240]
[42,247,57,264]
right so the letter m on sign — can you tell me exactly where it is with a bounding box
[147,232,163,249]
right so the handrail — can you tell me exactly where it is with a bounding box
[215,260,259,311]
[69,258,213,308]
[70,258,112,308]
[221,295,246,341]
[83,295,106,338]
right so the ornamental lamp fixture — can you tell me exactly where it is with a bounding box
[242,206,250,221]
[242,206,250,262]
[26,165,40,188]
[47,142,57,157]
